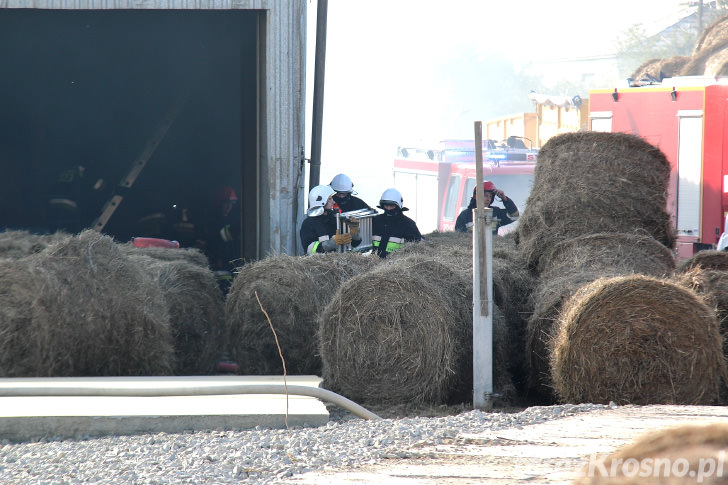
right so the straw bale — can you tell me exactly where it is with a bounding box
[225,251,380,375]
[126,253,225,375]
[318,253,519,405]
[0,230,70,260]
[693,14,728,55]
[703,46,728,76]
[515,131,675,273]
[0,230,174,377]
[630,55,690,81]
[572,423,728,484]
[677,249,728,272]
[525,233,676,402]
[551,274,725,405]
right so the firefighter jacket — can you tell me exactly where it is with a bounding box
[371,209,422,258]
[455,197,519,234]
[300,211,361,255]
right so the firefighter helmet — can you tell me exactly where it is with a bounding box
[307,185,335,216]
[379,188,403,209]
[217,186,238,203]
[330,173,357,194]
[473,180,496,196]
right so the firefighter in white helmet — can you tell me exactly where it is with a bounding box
[329,173,372,213]
[371,188,422,258]
[300,184,362,255]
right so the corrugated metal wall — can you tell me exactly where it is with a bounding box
[1,0,307,257]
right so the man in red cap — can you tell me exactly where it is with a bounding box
[455,180,519,234]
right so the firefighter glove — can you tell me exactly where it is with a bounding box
[333,231,352,245]
[347,217,360,236]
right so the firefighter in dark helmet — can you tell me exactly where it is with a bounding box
[371,188,422,258]
[202,186,241,293]
[455,180,519,235]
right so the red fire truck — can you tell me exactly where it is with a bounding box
[589,76,728,259]
[393,139,537,233]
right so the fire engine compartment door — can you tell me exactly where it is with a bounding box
[676,110,704,237]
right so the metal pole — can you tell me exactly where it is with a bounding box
[309,0,328,189]
[473,121,493,410]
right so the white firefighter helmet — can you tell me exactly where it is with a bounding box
[379,188,403,209]
[307,184,335,216]
[329,173,357,194]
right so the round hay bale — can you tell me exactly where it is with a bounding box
[224,251,380,375]
[515,131,675,272]
[0,230,175,377]
[539,232,676,276]
[630,55,690,81]
[551,274,725,405]
[0,230,70,260]
[318,255,478,405]
[573,423,728,484]
[693,14,728,55]
[677,249,728,272]
[127,253,226,375]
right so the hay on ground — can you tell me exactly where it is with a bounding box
[514,131,674,273]
[573,423,728,484]
[224,251,380,375]
[551,274,725,405]
[0,230,175,377]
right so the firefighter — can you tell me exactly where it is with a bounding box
[300,184,362,255]
[371,188,422,258]
[329,173,372,213]
[202,186,242,293]
[455,181,519,235]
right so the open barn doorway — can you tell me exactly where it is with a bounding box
[0,8,260,262]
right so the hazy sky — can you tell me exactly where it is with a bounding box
[306,0,696,207]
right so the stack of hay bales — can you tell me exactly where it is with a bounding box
[572,423,728,484]
[514,131,719,404]
[0,230,175,377]
[526,232,676,402]
[551,274,724,405]
[121,244,225,375]
[224,251,380,375]
[318,232,535,405]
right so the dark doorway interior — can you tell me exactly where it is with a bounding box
[0,8,258,260]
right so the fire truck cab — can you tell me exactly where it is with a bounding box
[589,76,728,259]
[393,139,537,233]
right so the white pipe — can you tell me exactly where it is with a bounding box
[0,384,382,421]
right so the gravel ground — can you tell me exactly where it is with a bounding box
[0,402,613,483]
